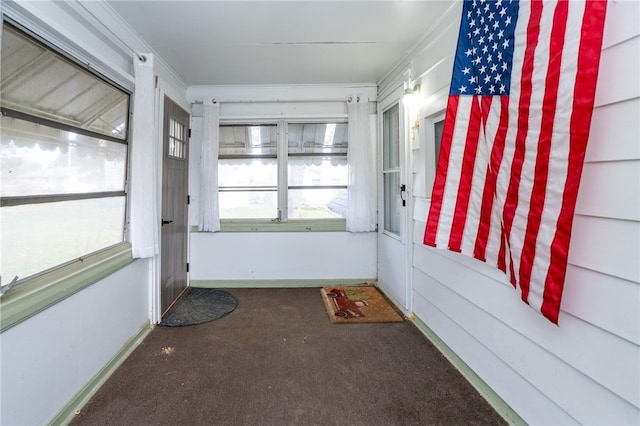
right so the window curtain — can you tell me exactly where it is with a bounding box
[346,95,377,232]
[199,97,220,232]
[130,53,159,258]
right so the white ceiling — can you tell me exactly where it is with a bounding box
[107,1,453,86]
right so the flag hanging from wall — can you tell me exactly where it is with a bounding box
[424,0,607,324]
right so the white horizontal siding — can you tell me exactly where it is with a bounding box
[413,243,639,408]
[594,35,640,107]
[601,0,640,49]
[412,278,579,425]
[576,161,640,221]
[569,215,640,283]
[561,264,640,345]
[413,246,640,424]
[398,1,640,424]
[587,98,640,162]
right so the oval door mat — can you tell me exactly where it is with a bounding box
[160,288,238,327]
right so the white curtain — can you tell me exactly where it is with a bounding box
[199,97,220,232]
[130,53,159,258]
[346,95,377,232]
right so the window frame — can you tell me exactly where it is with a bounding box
[0,20,135,331]
[423,112,446,199]
[217,118,348,230]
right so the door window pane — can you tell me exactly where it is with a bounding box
[384,172,401,236]
[382,104,400,170]
[169,118,187,159]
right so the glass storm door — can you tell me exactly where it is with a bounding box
[378,99,409,310]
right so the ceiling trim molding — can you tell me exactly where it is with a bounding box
[186,84,378,104]
[377,1,461,94]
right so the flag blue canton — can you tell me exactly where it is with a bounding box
[450,0,519,96]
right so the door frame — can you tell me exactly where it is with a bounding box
[377,84,413,313]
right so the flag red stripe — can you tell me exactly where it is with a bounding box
[448,96,482,252]
[519,0,569,302]
[474,96,509,261]
[502,1,543,263]
[480,95,492,124]
[541,0,608,323]
[424,95,460,246]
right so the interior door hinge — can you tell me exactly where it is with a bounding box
[186,262,190,273]
[188,128,192,138]
[187,195,190,205]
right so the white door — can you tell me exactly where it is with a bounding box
[378,91,410,310]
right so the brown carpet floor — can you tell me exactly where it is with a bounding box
[71,288,506,426]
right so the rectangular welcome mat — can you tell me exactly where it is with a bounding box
[320,286,404,324]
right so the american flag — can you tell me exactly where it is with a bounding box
[424,0,607,324]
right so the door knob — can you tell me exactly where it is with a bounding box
[161,219,173,226]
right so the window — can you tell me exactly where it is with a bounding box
[287,123,348,219]
[218,121,347,221]
[218,124,278,219]
[434,118,444,163]
[0,24,130,283]
[423,113,445,199]
[169,118,187,159]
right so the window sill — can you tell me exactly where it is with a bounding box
[0,243,134,333]
[192,219,347,233]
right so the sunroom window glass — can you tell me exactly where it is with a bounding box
[218,124,278,219]
[1,198,126,280]
[1,116,127,196]
[287,123,348,219]
[0,26,129,140]
[0,24,130,283]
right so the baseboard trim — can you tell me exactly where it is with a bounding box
[411,317,526,426]
[48,321,154,426]
[190,278,377,288]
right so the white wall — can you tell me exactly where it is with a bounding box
[0,1,189,423]
[187,86,379,284]
[0,260,150,425]
[383,1,640,425]
[191,231,376,282]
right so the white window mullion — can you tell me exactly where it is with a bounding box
[277,119,288,221]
